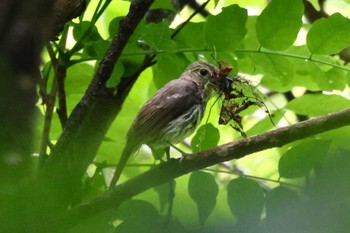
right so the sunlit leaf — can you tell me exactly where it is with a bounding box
[307,13,350,55]
[191,123,220,153]
[287,93,350,116]
[256,0,304,50]
[245,109,285,136]
[205,4,247,51]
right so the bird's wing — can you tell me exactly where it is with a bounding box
[128,79,202,142]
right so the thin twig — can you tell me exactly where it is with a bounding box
[39,44,59,166]
[171,0,210,39]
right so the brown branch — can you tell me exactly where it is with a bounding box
[56,64,68,127]
[66,108,350,225]
[41,0,155,205]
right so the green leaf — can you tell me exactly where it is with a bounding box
[252,54,295,90]
[114,200,164,233]
[307,13,350,55]
[242,16,259,49]
[73,21,103,43]
[174,22,206,48]
[65,63,94,95]
[256,0,304,50]
[153,181,176,212]
[152,53,189,89]
[286,93,350,116]
[106,61,124,88]
[226,178,264,224]
[141,21,176,52]
[108,17,121,38]
[265,187,301,232]
[205,4,247,51]
[245,110,285,137]
[188,171,219,226]
[83,40,109,59]
[279,139,331,178]
[315,67,347,91]
[191,123,220,153]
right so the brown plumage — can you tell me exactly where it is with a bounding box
[109,61,219,188]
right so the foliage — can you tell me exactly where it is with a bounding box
[2,0,350,232]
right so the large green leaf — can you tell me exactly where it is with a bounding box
[256,0,304,50]
[226,178,264,224]
[264,187,301,232]
[286,93,350,116]
[141,21,176,52]
[73,21,103,43]
[173,22,206,48]
[205,4,247,51]
[307,13,350,55]
[65,63,94,95]
[113,200,185,233]
[252,53,295,90]
[245,110,285,137]
[188,171,219,226]
[315,67,347,91]
[279,139,331,178]
[152,53,189,88]
[191,123,220,153]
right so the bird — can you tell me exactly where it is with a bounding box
[109,61,219,188]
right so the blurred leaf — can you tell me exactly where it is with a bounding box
[286,93,350,116]
[264,187,302,232]
[116,199,159,221]
[245,110,285,137]
[68,209,116,233]
[205,4,248,51]
[253,54,295,90]
[227,178,264,224]
[279,139,331,178]
[173,22,206,48]
[141,21,176,52]
[83,40,109,59]
[73,21,103,43]
[114,199,185,233]
[188,171,219,226]
[153,180,176,212]
[241,16,259,50]
[256,0,304,50]
[307,13,350,55]
[108,17,121,38]
[65,63,94,95]
[316,67,347,91]
[191,123,220,153]
[82,170,106,201]
[106,61,124,88]
[153,53,189,88]
[114,200,161,233]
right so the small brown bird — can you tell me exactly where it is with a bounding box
[110,61,219,188]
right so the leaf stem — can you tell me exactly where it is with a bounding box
[120,48,350,71]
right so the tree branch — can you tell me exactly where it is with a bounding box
[67,108,350,225]
[41,0,155,205]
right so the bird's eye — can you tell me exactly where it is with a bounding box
[199,69,209,76]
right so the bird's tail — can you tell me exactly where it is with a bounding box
[109,143,136,190]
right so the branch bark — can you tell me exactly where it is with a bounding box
[41,0,155,204]
[67,107,350,225]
